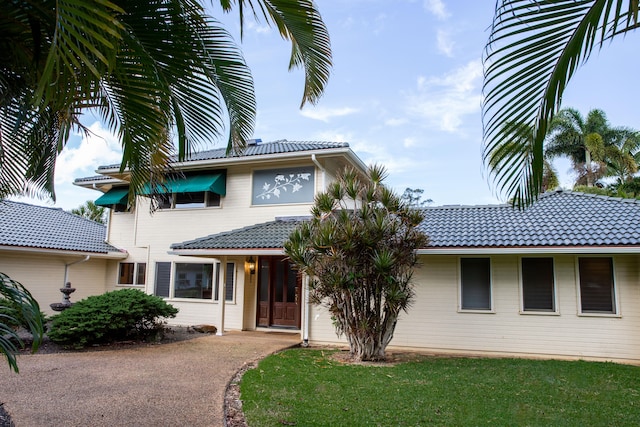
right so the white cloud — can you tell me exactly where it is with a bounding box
[246,20,271,34]
[384,117,408,127]
[403,137,418,148]
[423,0,450,20]
[436,29,455,57]
[407,59,483,133]
[300,106,359,122]
[55,121,123,186]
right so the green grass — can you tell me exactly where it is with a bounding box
[240,349,640,426]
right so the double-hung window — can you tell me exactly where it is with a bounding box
[521,257,555,312]
[578,257,616,314]
[118,262,146,285]
[460,258,492,311]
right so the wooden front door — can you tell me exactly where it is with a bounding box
[257,256,301,328]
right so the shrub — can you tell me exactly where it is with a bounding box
[47,289,178,348]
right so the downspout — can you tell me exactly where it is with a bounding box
[64,256,91,287]
[302,274,310,347]
[311,154,326,191]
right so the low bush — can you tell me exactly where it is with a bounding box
[47,289,178,348]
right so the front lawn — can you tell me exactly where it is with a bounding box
[240,349,640,426]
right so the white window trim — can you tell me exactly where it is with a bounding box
[458,256,494,313]
[214,261,237,304]
[575,255,621,318]
[518,256,560,315]
[157,192,222,211]
[169,261,217,302]
[117,262,146,287]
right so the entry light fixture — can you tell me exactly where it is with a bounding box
[247,256,256,275]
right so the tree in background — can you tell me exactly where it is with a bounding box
[401,188,433,208]
[1,0,331,202]
[284,166,428,361]
[0,273,44,373]
[71,201,107,224]
[483,0,639,206]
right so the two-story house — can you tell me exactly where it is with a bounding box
[74,140,366,335]
[64,138,640,363]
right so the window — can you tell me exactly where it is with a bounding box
[214,262,235,302]
[153,261,234,301]
[579,257,616,314]
[156,191,220,209]
[174,263,214,299]
[521,257,555,312]
[118,262,146,285]
[460,258,491,310]
[252,166,315,205]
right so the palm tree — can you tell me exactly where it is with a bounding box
[545,108,638,188]
[0,273,44,373]
[71,201,107,224]
[1,0,331,202]
[482,0,639,206]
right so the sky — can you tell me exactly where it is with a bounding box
[13,0,640,211]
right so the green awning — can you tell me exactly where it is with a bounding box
[95,187,129,207]
[141,173,226,196]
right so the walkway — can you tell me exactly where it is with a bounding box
[0,331,299,426]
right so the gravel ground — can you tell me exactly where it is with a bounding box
[0,328,299,426]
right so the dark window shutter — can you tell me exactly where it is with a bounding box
[461,258,491,310]
[155,262,171,297]
[579,258,615,313]
[522,258,554,311]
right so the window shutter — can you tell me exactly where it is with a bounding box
[155,262,171,297]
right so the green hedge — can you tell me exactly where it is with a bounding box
[47,289,178,348]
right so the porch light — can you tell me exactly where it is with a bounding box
[247,256,256,275]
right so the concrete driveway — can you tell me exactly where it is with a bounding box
[0,331,299,427]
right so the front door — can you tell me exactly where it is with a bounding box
[257,256,301,328]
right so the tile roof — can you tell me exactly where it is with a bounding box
[171,191,640,251]
[96,140,350,170]
[420,190,640,248]
[0,201,123,254]
[171,217,307,250]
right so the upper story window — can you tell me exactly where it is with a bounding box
[144,172,226,210]
[252,166,315,205]
[460,257,492,311]
[94,187,130,212]
[578,257,616,314]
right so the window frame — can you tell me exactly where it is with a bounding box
[157,191,221,210]
[214,262,236,303]
[117,262,146,286]
[576,256,619,317]
[519,256,558,315]
[153,261,235,303]
[458,257,493,312]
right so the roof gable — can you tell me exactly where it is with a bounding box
[0,201,123,254]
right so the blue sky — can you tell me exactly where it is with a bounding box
[15,0,640,210]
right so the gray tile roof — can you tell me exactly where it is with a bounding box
[0,201,123,254]
[420,190,640,248]
[171,191,640,251]
[96,140,350,170]
[171,217,308,250]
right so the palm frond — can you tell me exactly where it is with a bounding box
[0,272,44,373]
[483,0,639,206]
